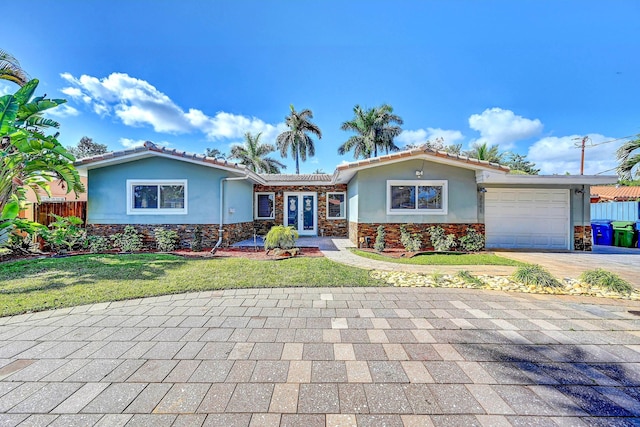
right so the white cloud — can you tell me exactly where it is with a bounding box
[61,72,285,142]
[397,127,465,147]
[527,134,622,175]
[47,104,80,118]
[119,138,147,148]
[468,108,543,146]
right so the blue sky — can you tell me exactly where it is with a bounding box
[3,0,639,175]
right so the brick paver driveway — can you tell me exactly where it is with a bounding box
[1,287,639,426]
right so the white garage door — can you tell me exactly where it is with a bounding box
[485,188,570,250]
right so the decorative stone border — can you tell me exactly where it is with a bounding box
[371,271,640,301]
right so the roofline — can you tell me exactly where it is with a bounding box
[476,171,618,185]
[74,142,266,184]
[257,180,335,186]
[333,148,510,184]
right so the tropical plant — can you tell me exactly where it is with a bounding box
[0,79,84,235]
[338,104,403,159]
[154,227,179,252]
[428,226,457,252]
[579,269,633,294]
[276,105,322,174]
[229,132,286,173]
[458,228,485,252]
[67,136,108,159]
[1,218,44,255]
[110,225,144,252]
[512,264,562,288]
[374,225,386,252]
[463,142,505,164]
[0,49,28,87]
[40,214,85,254]
[616,135,640,180]
[457,270,484,287]
[264,225,298,252]
[400,225,422,252]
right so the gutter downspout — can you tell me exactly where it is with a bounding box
[581,184,586,252]
[211,175,250,254]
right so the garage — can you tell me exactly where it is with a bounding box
[485,188,570,250]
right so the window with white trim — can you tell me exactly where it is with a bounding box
[387,180,448,215]
[255,192,275,219]
[127,180,187,215]
[326,192,346,219]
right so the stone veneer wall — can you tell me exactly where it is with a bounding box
[87,222,254,249]
[353,222,485,250]
[253,184,348,237]
[576,225,593,251]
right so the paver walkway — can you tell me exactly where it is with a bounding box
[0,287,639,426]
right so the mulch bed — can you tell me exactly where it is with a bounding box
[1,247,325,264]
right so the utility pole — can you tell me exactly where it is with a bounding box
[574,136,589,175]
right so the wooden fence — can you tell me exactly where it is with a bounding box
[34,201,87,227]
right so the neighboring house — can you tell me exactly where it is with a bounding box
[75,142,616,251]
[591,185,640,202]
[19,176,87,222]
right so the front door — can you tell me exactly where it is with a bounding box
[284,192,317,236]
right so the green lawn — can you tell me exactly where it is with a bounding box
[350,248,525,266]
[0,254,383,317]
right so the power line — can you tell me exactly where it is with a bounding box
[585,134,638,148]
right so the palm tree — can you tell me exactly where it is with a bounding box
[338,104,403,160]
[276,105,322,174]
[229,132,286,174]
[463,142,505,163]
[616,135,640,180]
[0,49,29,87]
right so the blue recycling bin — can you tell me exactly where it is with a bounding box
[591,219,613,246]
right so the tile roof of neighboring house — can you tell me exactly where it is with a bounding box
[591,185,640,201]
[336,147,511,174]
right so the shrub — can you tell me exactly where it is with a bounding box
[458,228,485,252]
[264,225,298,251]
[1,219,44,255]
[580,269,633,294]
[110,225,143,253]
[400,225,422,252]
[154,227,179,252]
[512,264,562,288]
[374,225,386,252]
[40,214,85,254]
[84,235,111,253]
[457,270,484,287]
[428,226,457,252]
[191,225,203,252]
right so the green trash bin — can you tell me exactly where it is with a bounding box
[612,221,636,248]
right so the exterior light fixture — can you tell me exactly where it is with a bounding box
[415,170,424,178]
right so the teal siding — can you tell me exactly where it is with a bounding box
[353,160,479,223]
[87,156,253,224]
